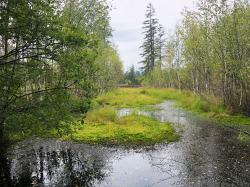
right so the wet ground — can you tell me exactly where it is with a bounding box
[1,101,250,186]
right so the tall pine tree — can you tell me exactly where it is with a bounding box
[140,3,158,73]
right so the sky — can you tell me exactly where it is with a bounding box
[110,0,195,71]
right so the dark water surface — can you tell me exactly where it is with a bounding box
[1,101,250,186]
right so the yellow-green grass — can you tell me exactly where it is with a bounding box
[94,88,161,108]
[94,88,250,126]
[95,87,223,113]
[8,87,249,144]
[62,107,179,145]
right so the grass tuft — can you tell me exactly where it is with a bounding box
[85,106,117,123]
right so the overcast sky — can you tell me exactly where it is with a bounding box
[110,0,195,71]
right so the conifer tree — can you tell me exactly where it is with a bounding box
[140,3,158,73]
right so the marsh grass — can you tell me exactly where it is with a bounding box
[62,109,179,145]
[95,87,222,113]
[85,106,117,123]
[95,88,161,108]
[9,87,249,144]
[95,88,250,126]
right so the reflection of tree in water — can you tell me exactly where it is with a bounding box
[1,140,111,186]
[0,152,12,187]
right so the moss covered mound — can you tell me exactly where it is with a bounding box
[63,107,179,145]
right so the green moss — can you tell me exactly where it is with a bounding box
[238,131,250,142]
[62,109,179,145]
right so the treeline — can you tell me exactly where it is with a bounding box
[0,0,123,142]
[123,65,141,85]
[139,0,250,115]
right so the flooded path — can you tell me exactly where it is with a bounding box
[1,101,250,186]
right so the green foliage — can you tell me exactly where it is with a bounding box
[142,65,167,87]
[70,98,92,113]
[94,45,124,93]
[140,0,250,115]
[124,65,141,85]
[0,0,123,142]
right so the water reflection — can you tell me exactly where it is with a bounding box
[1,101,250,186]
[116,101,250,186]
[2,140,111,186]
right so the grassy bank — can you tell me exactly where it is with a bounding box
[95,88,250,127]
[8,87,249,144]
[64,87,248,145]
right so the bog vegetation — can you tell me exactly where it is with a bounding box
[65,111,179,145]
[7,88,249,144]
[0,0,249,145]
[96,88,250,126]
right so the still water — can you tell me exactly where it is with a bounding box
[1,101,250,186]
